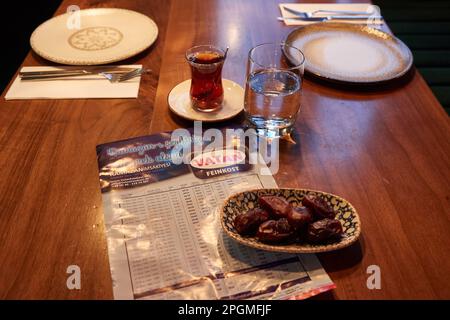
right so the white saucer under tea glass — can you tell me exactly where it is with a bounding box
[168,79,244,122]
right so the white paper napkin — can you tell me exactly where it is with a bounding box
[4,65,142,100]
[279,3,383,26]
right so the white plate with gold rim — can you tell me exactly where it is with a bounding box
[168,79,244,122]
[30,8,158,65]
[285,23,413,83]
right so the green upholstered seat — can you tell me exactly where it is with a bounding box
[375,0,450,115]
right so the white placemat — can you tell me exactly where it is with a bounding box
[279,3,383,26]
[5,65,142,100]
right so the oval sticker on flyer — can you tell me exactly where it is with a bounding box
[189,149,252,179]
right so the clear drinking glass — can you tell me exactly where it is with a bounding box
[244,43,305,139]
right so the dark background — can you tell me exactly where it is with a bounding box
[374,0,450,114]
[0,0,449,115]
[0,1,62,91]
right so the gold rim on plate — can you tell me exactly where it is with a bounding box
[30,8,158,65]
[285,22,413,84]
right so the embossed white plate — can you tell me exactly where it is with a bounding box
[30,8,158,65]
[285,23,413,83]
[168,79,244,122]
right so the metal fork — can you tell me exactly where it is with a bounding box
[283,6,375,18]
[100,67,148,83]
[277,15,383,22]
[19,67,148,83]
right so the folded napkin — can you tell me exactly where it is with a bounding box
[4,65,142,100]
[279,3,383,26]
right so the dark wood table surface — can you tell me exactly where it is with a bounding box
[1,0,449,299]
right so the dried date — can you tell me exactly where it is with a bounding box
[287,206,313,230]
[259,196,292,218]
[234,208,270,235]
[257,218,293,243]
[306,218,343,243]
[302,195,336,220]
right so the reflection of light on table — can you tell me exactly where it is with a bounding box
[226,24,239,48]
[136,239,151,250]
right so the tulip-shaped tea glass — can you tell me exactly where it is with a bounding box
[244,43,305,139]
[186,45,227,112]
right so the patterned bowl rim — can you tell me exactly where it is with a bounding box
[220,188,362,253]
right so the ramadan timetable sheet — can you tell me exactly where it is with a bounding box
[96,132,335,299]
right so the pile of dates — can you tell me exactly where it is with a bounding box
[234,194,343,244]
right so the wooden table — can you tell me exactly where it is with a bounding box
[1,0,449,300]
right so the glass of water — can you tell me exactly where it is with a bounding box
[244,43,305,139]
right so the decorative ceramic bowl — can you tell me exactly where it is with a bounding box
[221,188,361,253]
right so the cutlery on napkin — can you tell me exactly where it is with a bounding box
[279,3,384,26]
[5,65,143,100]
[18,66,137,81]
